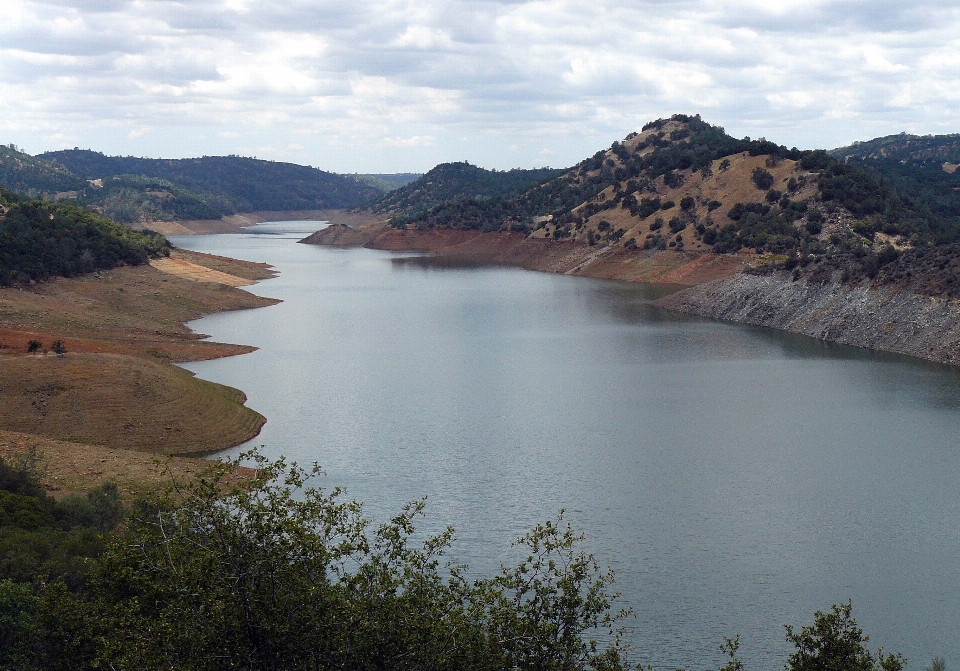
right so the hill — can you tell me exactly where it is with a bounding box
[368,162,565,221]
[354,173,422,192]
[0,144,88,197]
[363,116,960,287]
[39,149,381,216]
[0,186,169,285]
[831,133,960,163]
[827,133,960,248]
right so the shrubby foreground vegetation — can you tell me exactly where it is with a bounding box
[0,451,915,671]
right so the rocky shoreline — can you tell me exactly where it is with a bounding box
[655,273,960,367]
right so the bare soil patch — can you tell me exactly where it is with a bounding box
[0,250,280,491]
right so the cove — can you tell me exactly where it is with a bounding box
[173,221,960,670]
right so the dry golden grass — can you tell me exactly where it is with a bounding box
[0,250,279,492]
[0,429,256,500]
[0,352,265,455]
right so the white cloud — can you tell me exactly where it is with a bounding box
[0,0,958,171]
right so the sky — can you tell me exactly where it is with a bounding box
[1,0,959,174]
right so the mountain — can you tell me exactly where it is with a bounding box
[368,162,565,221]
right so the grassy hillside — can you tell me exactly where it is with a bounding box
[382,115,960,292]
[370,162,564,222]
[0,186,169,285]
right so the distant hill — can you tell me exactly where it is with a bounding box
[354,173,422,192]
[0,186,169,285]
[39,150,381,216]
[368,162,565,220]
[829,133,960,234]
[0,145,88,197]
[831,133,960,163]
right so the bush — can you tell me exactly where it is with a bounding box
[752,167,775,190]
[785,602,903,671]
[86,454,635,671]
[680,196,695,211]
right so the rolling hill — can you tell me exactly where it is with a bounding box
[0,146,385,225]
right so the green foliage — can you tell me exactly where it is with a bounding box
[751,168,774,190]
[80,452,634,671]
[353,173,423,192]
[39,150,381,213]
[0,579,40,670]
[0,187,169,284]
[784,602,903,671]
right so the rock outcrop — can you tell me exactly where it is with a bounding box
[655,273,960,366]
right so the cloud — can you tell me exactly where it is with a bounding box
[1,0,959,171]
[378,135,435,148]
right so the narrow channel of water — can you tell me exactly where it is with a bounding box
[174,221,960,670]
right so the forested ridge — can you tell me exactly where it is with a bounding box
[369,161,564,224]
[0,450,910,671]
[0,186,169,285]
[0,145,383,224]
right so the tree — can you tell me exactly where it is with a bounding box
[752,168,775,190]
[27,340,42,354]
[88,452,635,671]
[784,602,904,671]
[51,340,65,357]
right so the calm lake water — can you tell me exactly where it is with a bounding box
[173,221,960,670]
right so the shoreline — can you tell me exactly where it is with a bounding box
[0,246,282,492]
[302,221,960,368]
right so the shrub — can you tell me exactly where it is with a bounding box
[752,167,775,190]
[660,200,675,210]
[680,196,695,211]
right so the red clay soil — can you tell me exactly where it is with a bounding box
[362,228,751,287]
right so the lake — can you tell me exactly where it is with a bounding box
[173,221,960,670]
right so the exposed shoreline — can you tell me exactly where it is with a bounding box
[0,247,282,494]
[301,220,960,368]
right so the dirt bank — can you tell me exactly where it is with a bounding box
[302,224,752,287]
[0,249,280,489]
[656,273,960,366]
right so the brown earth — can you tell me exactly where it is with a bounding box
[0,249,280,493]
[303,225,754,287]
[0,430,257,501]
